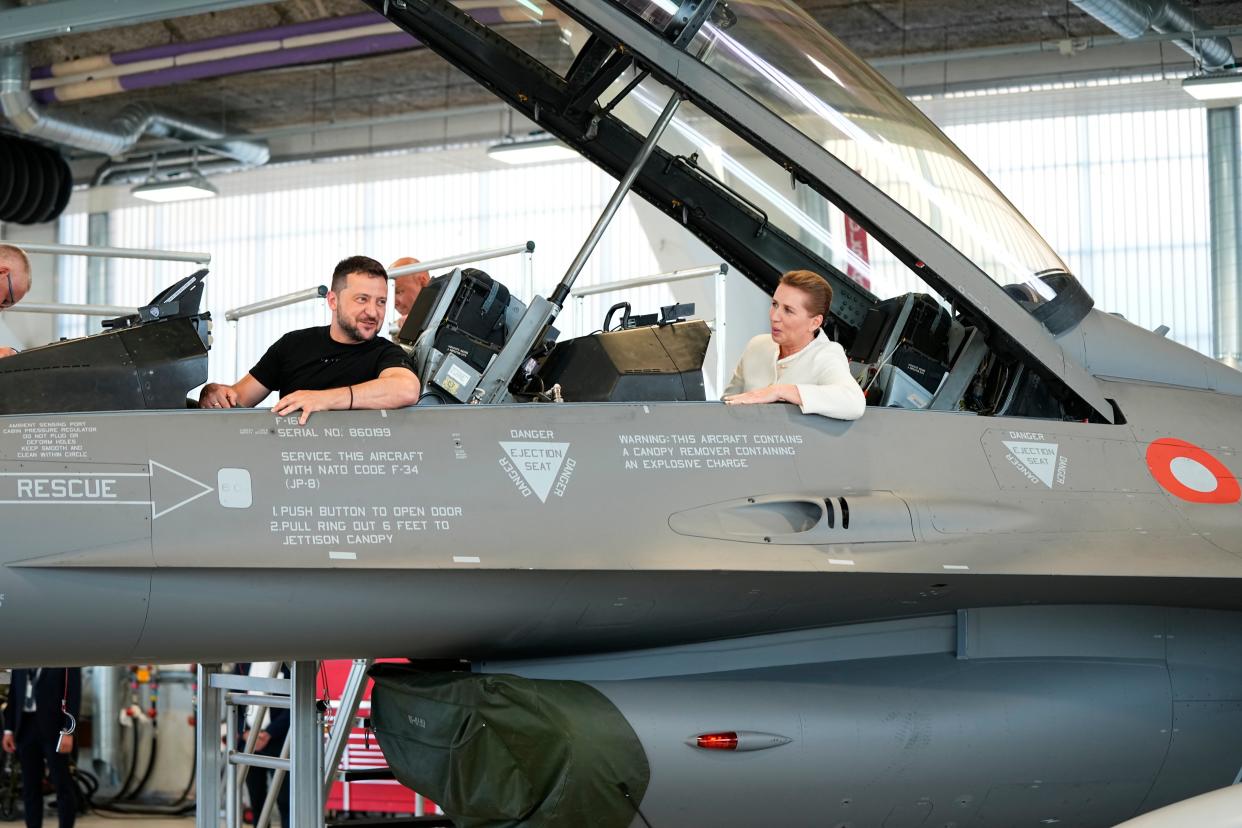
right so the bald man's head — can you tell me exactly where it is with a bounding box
[0,244,31,309]
[390,256,431,317]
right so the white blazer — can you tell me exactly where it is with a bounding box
[723,331,866,420]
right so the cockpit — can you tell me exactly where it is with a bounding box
[0,0,1113,424]
[371,0,1114,422]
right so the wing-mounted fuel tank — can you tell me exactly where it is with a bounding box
[370,665,650,828]
[0,269,212,415]
[374,607,1242,828]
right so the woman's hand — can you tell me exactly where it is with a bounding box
[725,384,801,405]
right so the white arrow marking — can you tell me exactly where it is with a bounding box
[0,459,215,520]
[149,460,214,520]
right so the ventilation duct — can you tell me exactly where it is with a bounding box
[92,154,247,188]
[0,48,269,166]
[1069,0,1235,70]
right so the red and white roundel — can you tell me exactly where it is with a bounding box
[1145,438,1241,504]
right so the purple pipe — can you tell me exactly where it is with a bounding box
[118,32,419,93]
[28,12,386,80]
[114,11,387,64]
[29,5,512,103]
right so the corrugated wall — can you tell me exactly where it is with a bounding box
[57,82,1226,371]
[925,84,1214,355]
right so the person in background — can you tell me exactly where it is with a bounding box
[0,244,33,358]
[2,668,82,828]
[723,269,866,420]
[389,256,431,330]
[198,255,420,423]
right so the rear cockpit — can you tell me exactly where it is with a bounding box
[844,287,1103,422]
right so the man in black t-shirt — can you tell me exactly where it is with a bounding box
[199,255,421,423]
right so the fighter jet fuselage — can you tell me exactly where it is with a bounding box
[4,0,1242,824]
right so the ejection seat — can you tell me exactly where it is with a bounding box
[848,293,961,410]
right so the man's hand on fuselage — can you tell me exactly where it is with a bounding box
[273,387,343,425]
[200,382,241,408]
[273,367,420,425]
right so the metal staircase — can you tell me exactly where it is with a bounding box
[195,659,374,828]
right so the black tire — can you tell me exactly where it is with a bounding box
[26,144,62,225]
[0,138,29,223]
[10,139,44,225]
[49,150,73,221]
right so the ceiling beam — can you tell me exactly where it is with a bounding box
[0,0,278,47]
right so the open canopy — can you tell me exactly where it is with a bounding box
[364,0,1115,422]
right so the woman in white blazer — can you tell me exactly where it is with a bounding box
[723,270,866,420]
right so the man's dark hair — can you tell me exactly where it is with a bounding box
[331,255,389,293]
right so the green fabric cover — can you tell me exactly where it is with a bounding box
[368,665,650,828]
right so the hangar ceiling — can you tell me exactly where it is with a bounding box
[3,0,1242,173]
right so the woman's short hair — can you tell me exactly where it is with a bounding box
[780,270,833,319]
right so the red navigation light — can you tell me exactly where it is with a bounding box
[695,732,739,750]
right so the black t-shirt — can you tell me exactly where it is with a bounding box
[250,326,411,398]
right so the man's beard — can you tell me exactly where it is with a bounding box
[336,308,378,343]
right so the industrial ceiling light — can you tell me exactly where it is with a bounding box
[1183,72,1242,102]
[486,134,579,165]
[131,169,218,203]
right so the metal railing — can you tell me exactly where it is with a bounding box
[225,286,327,322]
[572,262,729,393]
[7,301,136,317]
[224,286,327,375]
[1,242,212,349]
[388,240,534,288]
[388,241,536,316]
[10,241,211,265]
